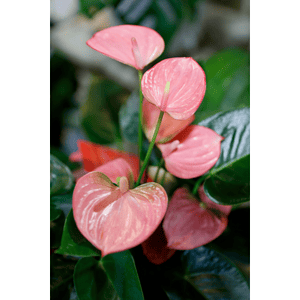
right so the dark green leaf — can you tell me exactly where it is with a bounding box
[50,147,80,171]
[51,212,66,249]
[79,0,106,18]
[74,257,120,300]
[51,203,63,222]
[102,251,144,300]
[50,155,74,196]
[181,246,250,300]
[56,209,101,257]
[198,108,250,205]
[119,91,139,144]
[51,192,73,218]
[195,48,250,123]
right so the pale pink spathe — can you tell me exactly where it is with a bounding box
[158,125,224,179]
[141,57,206,120]
[142,100,194,144]
[163,187,231,250]
[73,172,168,257]
[86,25,165,70]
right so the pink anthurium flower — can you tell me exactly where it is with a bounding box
[73,172,168,257]
[142,100,194,144]
[141,57,206,120]
[157,125,224,179]
[162,187,231,250]
[86,25,165,70]
[78,140,139,180]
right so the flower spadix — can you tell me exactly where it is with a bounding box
[162,187,231,250]
[73,171,168,257]
[141,57,206,120]
[157,125,224,179]
[86,25,165,70]
[142,100,194,144]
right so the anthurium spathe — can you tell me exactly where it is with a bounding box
[162,187,231,250]
[78,140,139,180]
[158,125,224,179]
[141,57,206,120]
[142,100,194,144]
[73,172,168,257]
[86,25,165,70]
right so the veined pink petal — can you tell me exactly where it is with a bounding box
[142,100,194,143]
[141,57,206,120]
[78,140,139,181]
[158,125,224,179]
[73,172,168,257]
[86,25,165,70]
[163,187,230,250]
[94,158,135,188]
[141,223,176,265]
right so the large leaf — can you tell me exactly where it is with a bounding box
[56,209,102,257]
[102,251,145,300]
[51,192,73,218]
[198,108,250,205]
[181,246,250,300]
[50,155,74,196]
[79,0,118,18]
[195,48,250,123]
[119,91,139,144]
[74,257,120,300]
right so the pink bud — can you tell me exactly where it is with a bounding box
[73,172,168,257]
[163,187,231,250]
[141,57,206,120]
[86,25,165,70]
[142,99,194,144]
[158,125,224,179]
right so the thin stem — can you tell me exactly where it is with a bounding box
[154,158,164,182]
[192,174,210,195]
[138,70,143,170]
[136,110,164,187]
[161,169,167,186]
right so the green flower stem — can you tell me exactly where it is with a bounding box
[138,70,143,170]
[192,174,210,195]
[161,169,167,186]
[136,110,164,187]
[154,158,165,182]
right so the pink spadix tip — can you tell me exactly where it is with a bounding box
[131,37,143,70]
[119,176,129,193]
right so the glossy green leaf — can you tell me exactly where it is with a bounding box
[195,48,250,123]
[119,91,139,144]
[50,155,74,196]
[102,251,145,300]
[198,108,250,205]
[50,203,63,222]
[56,209,101,257]
[181,246,250,300]
[51,192,73,218]
[74,257,120,300]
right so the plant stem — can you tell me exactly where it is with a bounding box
[192,174,210,195]
[154,158,164,182]
[138,70,143,170]
[136,110,164,187]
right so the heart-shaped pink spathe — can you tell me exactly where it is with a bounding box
[141,57,206,120]
[142,100,195,144]
[73,172,168,257]
[162,187,231,250]
[86,25,165,70]
[93,158,135,188]
[157,125,224,179]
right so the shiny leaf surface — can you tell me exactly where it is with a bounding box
[56,209,102,257]
[74,257,120,300]
[102,251,145,300]
[50,155,74,196]
[182,246,250,300]
[198,108,250,205]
